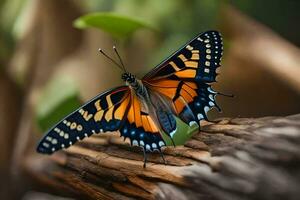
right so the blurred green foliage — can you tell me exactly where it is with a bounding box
[73,12,155,40]
[0,0,28,67]
[1,0,299,70]
[231,0,300,46]
[36,75,81,132]
[162,118,198,146]
[112,0,221,67]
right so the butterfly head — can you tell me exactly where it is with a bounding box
[122,72,135,84]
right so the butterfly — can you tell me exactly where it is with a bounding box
[37,30,228,167]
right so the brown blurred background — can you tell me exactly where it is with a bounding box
[0,0,299,199]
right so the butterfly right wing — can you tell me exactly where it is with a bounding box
[143,31,223,130]
[143,30,223,83]
[146,80,220,128]
[37,86,131,154]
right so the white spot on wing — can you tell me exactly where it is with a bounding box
[43,142,49,148]
[159,141,165,147]
[140,141,145,146]
[146,144,151,151]
[59,131,64,137]
[152,143,157,149]
[209,101,215,106]
[207,87,217,94]
[204,106,210,114]
[132,140,138,146]
[189,121,197,127]
[186,45,193,50]
[52,139,57,144]
[197,114,204,120]
[170,128,177,138]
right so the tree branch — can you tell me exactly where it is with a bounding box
[24,114,300,200]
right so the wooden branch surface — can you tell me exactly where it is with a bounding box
[24,114,300,200]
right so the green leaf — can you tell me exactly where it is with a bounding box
[35,75,81,132]
[161,117,199,146]
[73,12,155,39]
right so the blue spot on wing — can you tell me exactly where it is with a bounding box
[120,120,165,152]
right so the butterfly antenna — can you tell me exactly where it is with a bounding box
[217,92,234,97]
[113,46,127,72]
[98,48,124,71]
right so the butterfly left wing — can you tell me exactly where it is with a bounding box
[37,86,131,154]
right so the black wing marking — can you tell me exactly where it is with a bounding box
[36,86,130,154]
[143,30,223,83]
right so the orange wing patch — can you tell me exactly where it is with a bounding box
[173,97,186,114]
[147,116,159,132]
[145,80,198,114]
[94,91,130,122]
[126,93,160,134]
[114,96,130,120]
[143,45,201,82]
[133,94,143,127]
[175,69,196,79]
[104,95,114,121]
[182,84,197,98]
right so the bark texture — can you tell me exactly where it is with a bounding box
[24,114,300,200]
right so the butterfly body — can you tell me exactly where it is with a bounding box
[37,30,226,167]
[122,72,149,100]
[123,72,178,145]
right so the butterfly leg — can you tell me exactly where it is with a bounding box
[142,148,148,168]
[169,137,176,147]
[159,150,166,165]
[198,123,201,131]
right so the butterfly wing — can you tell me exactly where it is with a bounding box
[37,86,131,154]
[146,80,219,126]
[143,31,223,129]
[119,92,166,152]
[143,30,222,83]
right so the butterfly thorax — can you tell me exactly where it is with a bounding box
[122,72,148,98]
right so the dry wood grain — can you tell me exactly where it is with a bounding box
[24,114,300,200]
